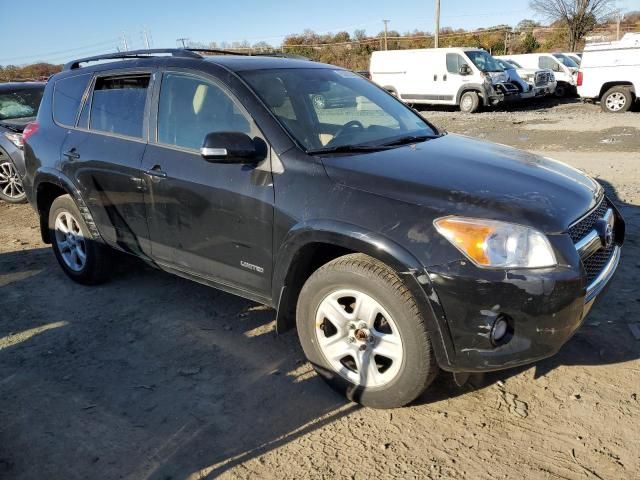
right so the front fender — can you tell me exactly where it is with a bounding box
[272,220,456,367]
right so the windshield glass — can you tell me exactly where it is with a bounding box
[495,59,513,70]
[465,51,503,72]
[240,68,436,152]
[0,87,44,121]
[506,59,522,68]
[553,54,579,68]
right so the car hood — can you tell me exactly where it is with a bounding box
[0,117,35,133]
[321,134,602,233]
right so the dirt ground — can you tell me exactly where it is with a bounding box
[1,98,639,480]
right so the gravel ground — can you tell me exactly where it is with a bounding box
[1,99,639,480]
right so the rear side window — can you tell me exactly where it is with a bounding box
[53,74,91,127]
[539,56,557,70]
[90,75,150,138]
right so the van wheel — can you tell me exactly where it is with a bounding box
[49,194,112,285]
[601,86,633,113]
[296,253,438,409]
[459,91,480,113]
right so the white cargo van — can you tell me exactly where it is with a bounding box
[577,33,640,113]
[501,53,579,96]
[370,48,519,113]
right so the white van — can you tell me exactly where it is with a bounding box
[500,53,579,97]
[370,48,519,113]
[577,33,640,113]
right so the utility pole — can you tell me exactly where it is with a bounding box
[616,12,623,41]
[434,0,441,48]
[504,30,509,55]
[177,37,189,48]
[142,29,151,49]
[383,20,390,50]
[121,34,129,51]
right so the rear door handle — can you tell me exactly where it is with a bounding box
[145,165,167,179]
[63,148,80,160]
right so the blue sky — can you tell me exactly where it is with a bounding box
[2,0,638,65]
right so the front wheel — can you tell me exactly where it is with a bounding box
[459,91,480,113]
[0,160,27,204]
[49,194,112,285]
[296,253,438,409]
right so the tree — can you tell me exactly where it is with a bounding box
[516,19,541,31]
[530,0,614,50]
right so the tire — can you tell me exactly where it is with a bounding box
[459,91,480,113]
[554,82,568,98]
[0,160,27,204]
[48,194,112,285]
[601,86,633,113]
[312,94,327,110]
[296,253,438,409]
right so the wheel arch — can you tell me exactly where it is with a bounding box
[456,84,486,106]
[34,171,101,244]
[272,220,454,367]
[599,81,636,99]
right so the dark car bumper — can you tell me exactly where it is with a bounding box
[423,239,622,373]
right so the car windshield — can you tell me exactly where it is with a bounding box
[240,68,437,153]
[465,51,503,72]
[506,59,522,68]
[496,59,513,70]
[553,54,579,68]
[0,87,44,121]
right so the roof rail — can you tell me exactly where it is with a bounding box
[63,49,203,70]
[186,48,309,60]
[185,48,250,56]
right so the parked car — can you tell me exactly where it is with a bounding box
[563,53,582,65]
[577,33,640,113]
[0,82,45,203]
[502,53,578,97]
[23,49,624,408]
[370,48,519,113]
[493,58,532,95]
[496,57,557,96]
[309,81,358,109]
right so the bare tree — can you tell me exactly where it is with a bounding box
[530,0,615,50]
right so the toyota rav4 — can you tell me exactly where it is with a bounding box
[22,49,624,408]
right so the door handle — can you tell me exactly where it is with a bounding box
[63,148,80,160]
[145,165,167,179]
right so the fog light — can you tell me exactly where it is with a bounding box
[491,316,509,344]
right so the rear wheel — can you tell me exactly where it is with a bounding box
[601,86,633,113]
[49,194,112,285]
[0,160,27,204]
[459,91,480,113]
[296,253,438,409]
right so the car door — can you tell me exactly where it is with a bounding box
[60,70,153,256]
[142,70,274,297]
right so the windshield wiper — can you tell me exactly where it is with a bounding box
[307,143,394,155]
[378,134,442,147]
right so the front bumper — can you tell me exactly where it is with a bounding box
[423,208,624,373]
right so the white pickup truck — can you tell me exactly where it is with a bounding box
[577,33,640,113]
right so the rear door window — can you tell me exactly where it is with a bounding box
[53,74,91,127]
[89,75,150,139]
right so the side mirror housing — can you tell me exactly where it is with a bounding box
[459,64,472,76]
[200,132,265,163]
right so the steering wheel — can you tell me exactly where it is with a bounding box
[328,120,365,146]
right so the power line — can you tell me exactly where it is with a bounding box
[0,38,120,63]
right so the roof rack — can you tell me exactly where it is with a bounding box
[185,48,250,56]
[63,49,203,70]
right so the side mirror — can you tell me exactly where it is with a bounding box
[200,131,265,163]
[459,64,472,76]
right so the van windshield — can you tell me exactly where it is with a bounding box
[241,68,437,153]
[553,54,579,68]
[506,59,522,68]
[465,51,503,72]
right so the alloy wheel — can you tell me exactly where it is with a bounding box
[605,92,626,112]
[0,161,25,200]
[54,211,87,272]
[314,289,404,387]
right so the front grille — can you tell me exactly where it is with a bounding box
[583,244,615,285]
[568,198,609,244]
[535,72,552,86]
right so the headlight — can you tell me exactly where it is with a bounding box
[4,132,24,149]
[434,217,557,268]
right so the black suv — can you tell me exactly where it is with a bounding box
[23,49,624,408]
[0,82,45,203]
